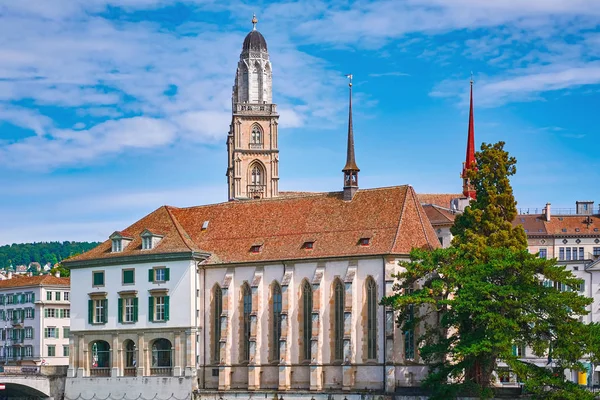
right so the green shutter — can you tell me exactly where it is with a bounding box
[55,328,60,339]
[31,308,35,319]
[31,293,35,303]
[118,298,123,323]
[149,269,154,283]
[88,300,93,324]
[148,297,154,322]
[165,268,170,281]
[133,297,139,322]
[102,299,108,323]
[512,345,517,356]
[164,296,170,321]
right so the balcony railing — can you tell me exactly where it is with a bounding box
[90,367,111,377]
[234,103,276,114]
[247,184,266,198]
[150,367,172,376]
[248,143,263,150]
[123,367,136,377]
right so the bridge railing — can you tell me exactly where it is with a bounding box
[0,365,68,376]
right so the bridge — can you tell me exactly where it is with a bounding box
[0,365,67,399]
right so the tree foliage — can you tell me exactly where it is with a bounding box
[383,141,593,399]
[0,241,99,269]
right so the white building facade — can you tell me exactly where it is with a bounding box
[0,274,70,366]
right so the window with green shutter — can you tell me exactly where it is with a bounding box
[133,297,139,322]
[148,296,154,322]
[46,291,52,301]
[164,296,169,321]
[122,269,135,285]
[92,271,105,287]
[88,300,93,324]
[118,298,123,323]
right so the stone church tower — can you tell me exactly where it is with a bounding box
[227,15,279,200]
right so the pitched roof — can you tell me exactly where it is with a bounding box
[418,193,462,209]
[514,214,600,236]
[422,204,457,226]
[67,186,440,266]
[0,275,70,289]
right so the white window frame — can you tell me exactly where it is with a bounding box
[124,297,135,323]
[155,296,165,321]
[94,299,105,324]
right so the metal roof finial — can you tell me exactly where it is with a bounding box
[252,14,258,30]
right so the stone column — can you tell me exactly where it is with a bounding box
[137,333,145,377]
[310,265,325,391]
[342,263,357,390]
[77,335,85,377]
[219,269,234,390]
[185,329,195,377]
[278,266,294,390]
[248,268,263,390]
[384,258,396,392]
[173,331,182,376]
[111,333,119,377]
[67,334,77,377]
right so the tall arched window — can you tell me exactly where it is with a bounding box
[271,283,282,362]
[251,165,262,186]
[251,125,262,144]
[333,279,345,361]
[302,280,313,361]
[213,285,222,363]
[366,277,377,360]
[242,283,252,362]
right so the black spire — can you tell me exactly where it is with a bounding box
[342,74,359,201]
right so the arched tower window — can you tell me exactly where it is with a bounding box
[251,165,262,185]
[242,283,252,362]
[212,285,222,363]
[333,279,345,361]
[271,282,282,362]
[301,280,313,361]
[366,277,377,359]
[250,125,262,145]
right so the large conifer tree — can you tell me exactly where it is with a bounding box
[384,142,593,399]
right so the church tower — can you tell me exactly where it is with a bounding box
[227,15,279,200]
[461,77,477,199]
[342,75,359,201]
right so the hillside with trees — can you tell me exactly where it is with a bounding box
[0,241,100,269]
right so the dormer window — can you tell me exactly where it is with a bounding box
[140,229,164,251]
[109,232,132,253]
[250,244,262,253]
[302,241,314,250]
[358,237,371,246]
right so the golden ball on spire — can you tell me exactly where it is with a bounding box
[251,14,258,30]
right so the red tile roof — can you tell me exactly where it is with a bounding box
[514,214,600,236]
[0,275,70,289]
[66,186,440,265]
[418,193,462,209]
[422,204,457,226]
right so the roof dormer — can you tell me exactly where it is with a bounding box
[140,229,164,250]
[109,231,133,253]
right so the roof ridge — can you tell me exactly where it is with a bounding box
[163,206,194,252]
[392,186,410,251]
[411,186,437,250]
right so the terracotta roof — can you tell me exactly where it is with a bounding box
[514,214,600,236]
[0,275,70,289]
[422,204,457,226]
[418,193,462,209]
[278,191,323,198]
[67,186,440,266]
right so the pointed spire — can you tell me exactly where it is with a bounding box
[252,14,258,31]
[343,74,359,200]
[462,75,477,199]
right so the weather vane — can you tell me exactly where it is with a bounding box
[345,74,353,87]
[470,71,474,85]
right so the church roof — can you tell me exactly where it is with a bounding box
[242,30,268,53]
[65,186,440,266]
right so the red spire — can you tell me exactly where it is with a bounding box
[462,77,477,199]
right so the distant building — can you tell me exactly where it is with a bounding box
[0,273,70,366]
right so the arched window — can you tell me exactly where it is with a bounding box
[242,283,252,362]
[302,280,313,361]
[213,285,223,363]
[151,338,172,376]
[90,340,110,376]
[333,279,345,361]
[366,277,377,360]
[251,125,262,144]
[271,283,282,362]
[251,165,262,186]
[123,339,136,376]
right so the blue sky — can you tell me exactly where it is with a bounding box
[1,0,599,245]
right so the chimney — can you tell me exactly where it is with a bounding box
[7,271,12,280]
[27,272,32,277]
[545,203,551,222]
[54,271,61,278]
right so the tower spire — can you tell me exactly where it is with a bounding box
[343,74,359,201]
[461,75,477,199]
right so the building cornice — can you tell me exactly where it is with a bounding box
[63,251,210,270]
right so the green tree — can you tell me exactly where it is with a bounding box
[383,142,593,399]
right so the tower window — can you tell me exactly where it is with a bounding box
[251,166,262,185]
[250,125,262,145]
